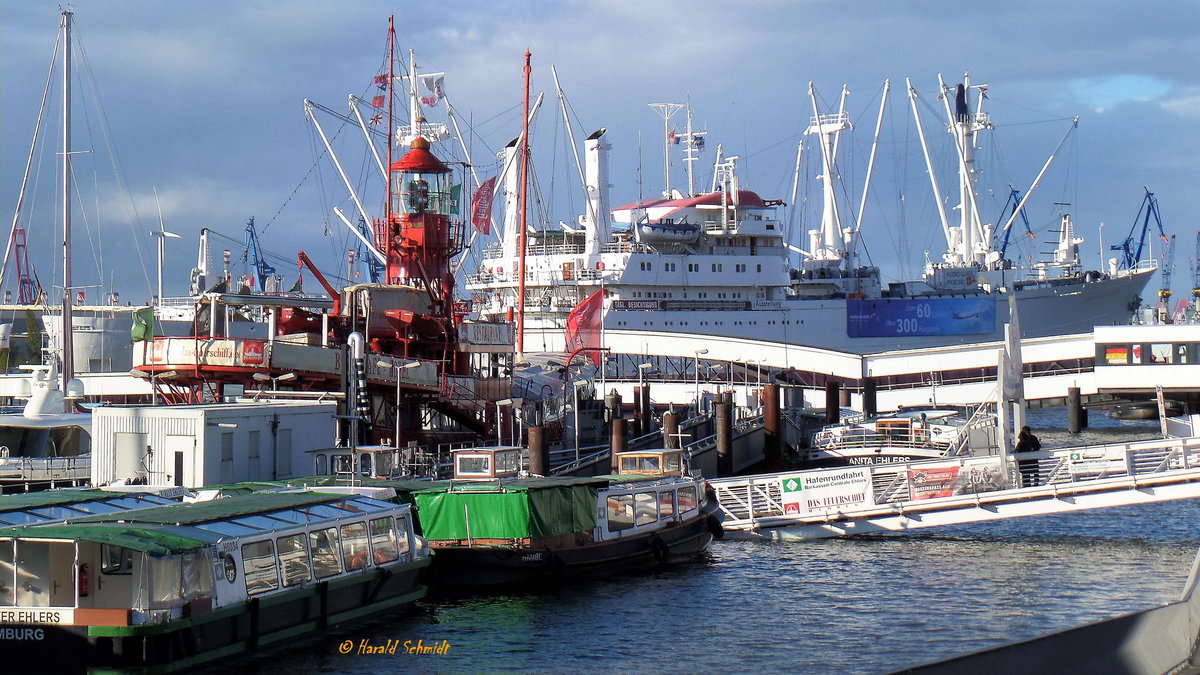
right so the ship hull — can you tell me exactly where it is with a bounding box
[516,270,1152,354]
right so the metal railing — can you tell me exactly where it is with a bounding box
[710,434,1200,532]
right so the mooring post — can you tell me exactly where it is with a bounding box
[863,377,877,419]
[763,383,781,469]
[716,398,733,477]
[1067,387,1083,434]
[527,426,548,476]
[663,411,679,450]
[825,381,840,425]
[610,416,627,472]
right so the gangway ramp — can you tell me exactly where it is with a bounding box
[710,435,1200,541]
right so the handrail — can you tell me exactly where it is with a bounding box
[710,434,1200,532]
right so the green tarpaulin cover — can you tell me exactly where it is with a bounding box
[413,483,598,542]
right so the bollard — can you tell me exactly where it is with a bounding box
[1067,387,1082,434]
[763,383,781,469]
[527,426,548,476]
[663,411,679,450]
[825,382,840,425]
[610,416,627,472]
[863,377,877,419]
[715,399,733,477]
[632,386,644,437]
[641,382,654,435]
[604,389,623,427]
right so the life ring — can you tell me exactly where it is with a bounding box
[706,515,725,540]
[650,536,669,567]
[596,261,605,270]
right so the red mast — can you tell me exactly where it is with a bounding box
[384,15,395,224]
[516,51,531,354]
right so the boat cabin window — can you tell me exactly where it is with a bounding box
[634,492,658,526]
[0,541,14,606]
[395,515,412,555]
[315,454,329,475]
[659,490,676,518]
[607,494,635,532]
[309,527,343,579]
[678,486,698,513]
[456,454,492,477]
[370,517,399,565]
[101,544,134,575]
[620,455,660,474]
[276,533,311,587]
[242,540,280,595]
[341,522,370,571]
[495,450,521,475]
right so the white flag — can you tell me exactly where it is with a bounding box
[420,74,444,107]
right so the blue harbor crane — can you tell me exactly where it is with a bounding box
[353,217,385,284]
[243,217,276,291]
[1157,233,1176,323]
[996,186,1035,259]
[1111,187,1167,271]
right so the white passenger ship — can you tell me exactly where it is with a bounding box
[465,77,1154,355]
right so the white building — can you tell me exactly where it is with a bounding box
[91,401,337,487]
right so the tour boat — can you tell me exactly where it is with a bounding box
[409,447,721,587]
[0,489,431,673]
[802,406,998,468]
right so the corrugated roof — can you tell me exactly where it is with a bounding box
[0,523,206,555]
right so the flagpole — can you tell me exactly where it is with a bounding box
[516,51,531,356]
[385,15,395,225]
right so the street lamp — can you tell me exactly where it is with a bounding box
[252,371,296,399]
[377,360,421,448]
[571,379,589,461]
[693,348,708,413]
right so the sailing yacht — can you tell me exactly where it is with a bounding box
[465,77,1155,355]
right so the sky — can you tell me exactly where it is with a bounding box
[2,0,1199,306]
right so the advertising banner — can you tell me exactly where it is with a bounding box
[847,298,995,337]
[779,467,874,515]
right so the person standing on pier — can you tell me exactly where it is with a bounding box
[1014,426,1041,487]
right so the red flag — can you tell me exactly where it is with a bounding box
[564,289,605,366]
[373,74,388,89]
[470,176,497,234]
[371,95,385,108]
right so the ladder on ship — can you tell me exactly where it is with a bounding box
[709,434,1200,541]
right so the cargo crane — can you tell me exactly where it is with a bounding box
[1111,187,1166,271]
[242,217,278,292]
[1157,233,1176,323]
[1191,231,1200,322]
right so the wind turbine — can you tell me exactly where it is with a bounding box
[150,188,180,308]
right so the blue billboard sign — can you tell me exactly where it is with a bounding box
[847,297,996,337]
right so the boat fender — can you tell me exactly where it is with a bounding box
[651,536,669,567]
[706,515,725,540]
[545,551,566,577]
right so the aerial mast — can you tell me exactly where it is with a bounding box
[60,9,75,408]
[648,103,684,196]
[516,51,532,355]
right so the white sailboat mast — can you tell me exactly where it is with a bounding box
[907,78,952,255]
[939,73,991,266]
[805,82,851,265]
[60,9,75,406]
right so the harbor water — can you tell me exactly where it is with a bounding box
[225,409,1200,674]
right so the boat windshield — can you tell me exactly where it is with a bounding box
[0,425,89,458]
